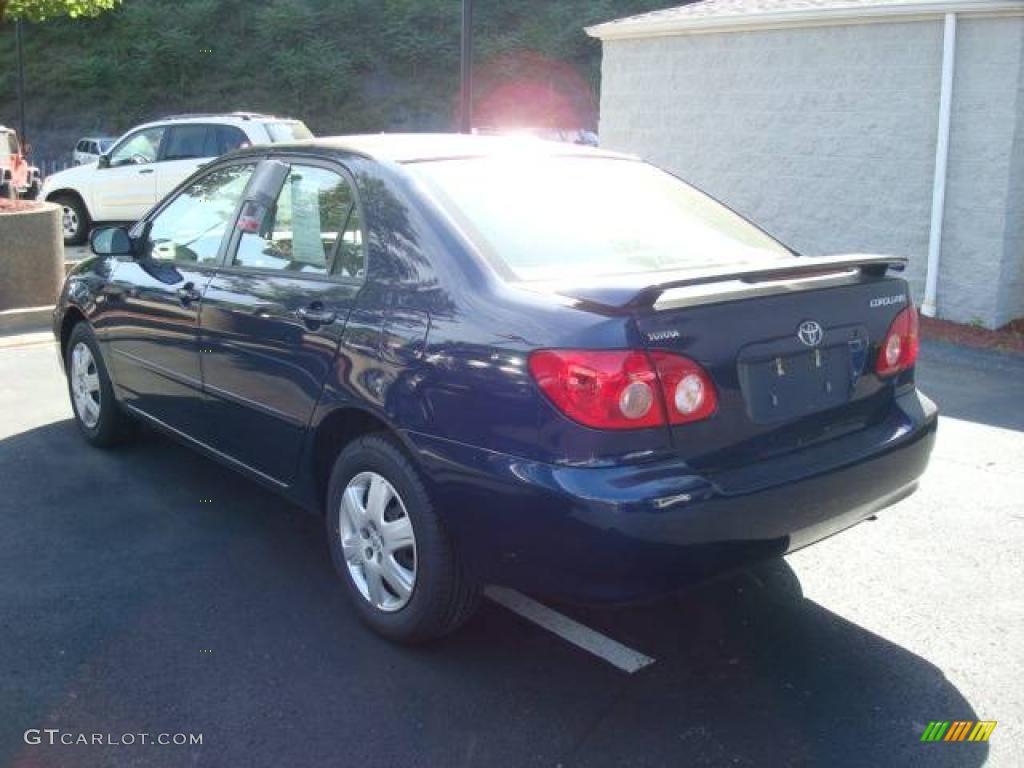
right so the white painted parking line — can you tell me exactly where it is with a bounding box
[484,586,656,674]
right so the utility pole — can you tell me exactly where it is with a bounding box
[15,19,27,146]
[460,0,473,133]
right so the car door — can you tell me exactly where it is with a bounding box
[200,157,366,485]
[104,160,257,440]
[91,126,166,221]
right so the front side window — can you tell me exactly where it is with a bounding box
[411,156,793,281]
[143,164,254,263]
[109,127,166,167]
[232,164,360,277]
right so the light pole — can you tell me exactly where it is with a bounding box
[15,19,27,146]
[460,0,473,133]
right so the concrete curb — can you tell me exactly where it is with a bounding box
[0,306,53,335]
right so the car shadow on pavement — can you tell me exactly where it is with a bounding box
[0,420,987,768]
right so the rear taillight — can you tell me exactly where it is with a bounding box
[648,351,718,424]
[528,349,717,430]
[876,304,919,377]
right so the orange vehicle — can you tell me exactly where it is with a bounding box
[0,125,41,199]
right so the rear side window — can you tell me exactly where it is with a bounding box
[412,156,793,281]
[232,164,360,277]
[163,125,216,161]
[264,121,313,143]
[214,126,249,154]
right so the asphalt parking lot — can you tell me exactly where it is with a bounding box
[1,335,1021,767]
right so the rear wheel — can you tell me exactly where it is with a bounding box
[326,434,478,643]
[52,193,89,246]
[66,322,132,448]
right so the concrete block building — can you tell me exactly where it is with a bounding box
[588,0,1024,328]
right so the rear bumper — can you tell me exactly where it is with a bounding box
[407,388,937,603]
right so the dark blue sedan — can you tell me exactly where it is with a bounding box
[54,134,937,642]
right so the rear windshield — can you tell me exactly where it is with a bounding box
[411,156,793,281]
[265,121,314,143]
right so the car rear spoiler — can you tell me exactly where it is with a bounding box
[621,254,907,309]
[515,254,908,311]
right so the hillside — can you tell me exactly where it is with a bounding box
[0,0,669,166]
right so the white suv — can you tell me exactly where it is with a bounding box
[41,112,313,245]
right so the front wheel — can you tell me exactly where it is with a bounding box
[326,434,479,643]
[65,322,132,448]
[52,194,89,246]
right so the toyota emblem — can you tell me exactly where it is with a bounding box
[797,320,824,347]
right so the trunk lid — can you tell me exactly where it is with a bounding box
[638,275,911,473]
[532,256,912,473]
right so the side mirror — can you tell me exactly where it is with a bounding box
[90,226,134,257]
[97,154,110,169]
[23,144,32,156]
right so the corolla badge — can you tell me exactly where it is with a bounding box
[797,320,824,347]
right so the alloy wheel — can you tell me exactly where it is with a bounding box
[70,342,101,428]
[61,205,79,238]
[338,471,417,612]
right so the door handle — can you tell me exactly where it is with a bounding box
[138,168,154,175]
[175,283,201,306]
[296,305,336,327]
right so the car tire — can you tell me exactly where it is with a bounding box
[326,434,479,643]
[52,193,90,246]
[65,322,132,448]
[0,181,12,200]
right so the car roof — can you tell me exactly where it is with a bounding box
[157,112,299,124]
[269,133,633,164]
[125,113,302,134]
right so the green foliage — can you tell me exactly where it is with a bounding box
[3,0,120,22]
[1,0,670,159]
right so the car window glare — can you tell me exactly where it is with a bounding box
[144,164,255,264]
[265,122,314,143]
[411,157,793,281]
[110,127,165,167]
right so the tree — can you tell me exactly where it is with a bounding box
[1,0,120,22]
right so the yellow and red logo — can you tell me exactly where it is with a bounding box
[921,721,997,742]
